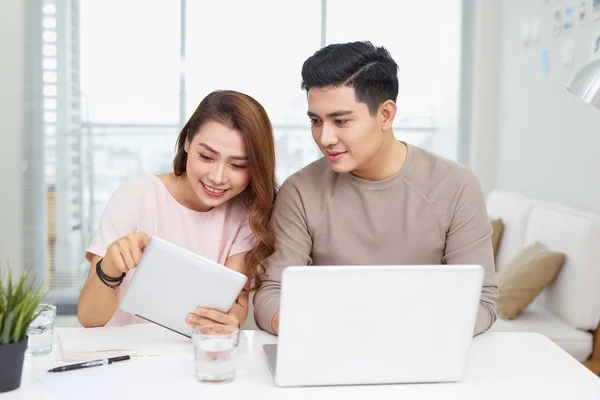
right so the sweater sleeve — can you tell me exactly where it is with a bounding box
[442,172,499,335]
[253,178,313,334]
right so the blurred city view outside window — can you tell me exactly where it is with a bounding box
[35,0,464,306]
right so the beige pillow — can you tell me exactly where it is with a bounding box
[490,218,504,259]
[497,241,565,320]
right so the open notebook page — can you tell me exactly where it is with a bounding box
[57,323,192,361]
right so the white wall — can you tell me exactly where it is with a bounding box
[468,0,501,195]
[493,0,600,215]
[0,0,25,274]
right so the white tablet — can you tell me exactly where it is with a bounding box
[118,236,248,337]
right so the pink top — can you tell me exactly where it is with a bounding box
[85,174,256,326]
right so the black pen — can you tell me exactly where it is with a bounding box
[47,355,131,373]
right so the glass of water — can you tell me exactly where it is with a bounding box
[26,303,56,356]
[192,325,240,384]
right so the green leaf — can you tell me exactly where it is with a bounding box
[6,267,13,293]
[11,292,32,343]
[0,260,47,344]
[13,312,24,343]
[1,311,14,345]
[19,284,47,341]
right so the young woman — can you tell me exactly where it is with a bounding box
[77,90,277,329]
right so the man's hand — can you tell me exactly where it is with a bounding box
[186,307,241,328]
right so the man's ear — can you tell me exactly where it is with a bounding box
[379,100,397,130]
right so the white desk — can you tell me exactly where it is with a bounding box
[2,327,600,399]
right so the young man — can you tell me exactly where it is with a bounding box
[253,41,497,336]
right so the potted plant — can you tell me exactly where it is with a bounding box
[0,263,46,393]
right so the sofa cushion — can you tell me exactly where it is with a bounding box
[490,218,503,258]
[525,204,600,331]
[497,242,565,320]
[489,304,593,362]
[486,190,537,271]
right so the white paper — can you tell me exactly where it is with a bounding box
[57,323,192,361]
[40,356,196,400]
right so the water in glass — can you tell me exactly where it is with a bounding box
[26,304,56,356]
[195,337,238,383]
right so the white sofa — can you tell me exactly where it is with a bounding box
[486,189,600,373]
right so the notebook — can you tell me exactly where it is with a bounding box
[57,323,192,361]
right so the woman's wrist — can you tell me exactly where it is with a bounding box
[97,257,122,279]
[96,258,126,289]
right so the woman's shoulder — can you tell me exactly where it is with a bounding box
[108,174,162,206]
[115,174,162,193]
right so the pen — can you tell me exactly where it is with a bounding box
[47,355,131,373]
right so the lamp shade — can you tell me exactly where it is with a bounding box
[566,58,600,108]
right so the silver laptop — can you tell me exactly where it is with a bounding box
[119,236,247,337]
[264,264,483,387]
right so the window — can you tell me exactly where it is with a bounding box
[327,0,463,161]
[185,0,322,183]
[80,1,181,124]
[36,0,469,308]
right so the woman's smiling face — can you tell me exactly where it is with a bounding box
[185,120,250,208]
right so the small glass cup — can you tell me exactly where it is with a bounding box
[192,325,240,384]
[25,303,56,356]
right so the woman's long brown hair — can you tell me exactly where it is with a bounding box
[172,90,277,291]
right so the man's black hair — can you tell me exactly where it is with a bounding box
[301,41,399,115]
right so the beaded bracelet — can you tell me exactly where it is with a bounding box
[96,259,126,289]
[99,279,122,290]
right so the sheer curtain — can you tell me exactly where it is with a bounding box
[37,0,469,309]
